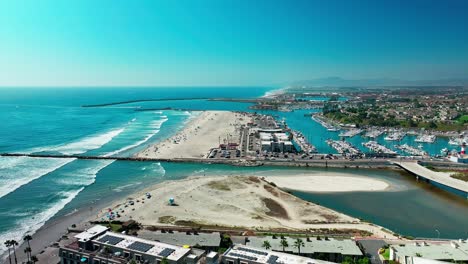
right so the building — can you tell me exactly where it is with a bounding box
[138,230,221,251]
[60,225,203,264]
[221,244,334,264]
[246,236,363,263]
[390,240,468,264]
[258,132,295,153]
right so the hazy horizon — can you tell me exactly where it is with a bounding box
[1,0,467,86]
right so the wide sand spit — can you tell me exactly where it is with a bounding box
[264,172,389,193]
[137,110,251,159]
[95,175,395,238]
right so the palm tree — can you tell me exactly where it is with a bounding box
[23,235,33,262]
[293,238,305,255]
[10,240,18,264]
[280,237,289,252]
[262,240,272,250]
[24,248,32,264]
[4,240,12,264]
[30,255,38,263]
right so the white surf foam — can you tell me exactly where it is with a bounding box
[262,87,288,98]
[103,117,168,157]
[25,126,127,155]
[0,187,84,257]
[0,157,76,199]
[51,127,126,155]
[54,160,114,186]
[112,182,143,192]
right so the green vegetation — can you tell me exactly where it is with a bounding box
[381,248,390,260]
[207,180,231,191]
[342,256,370,264]
[451,171,468,182]
[108,223,122,232]
[262,240,272,250]
[158,216,176,224]
[323,103,467,131]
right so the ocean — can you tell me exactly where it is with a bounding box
[0,87,466,257]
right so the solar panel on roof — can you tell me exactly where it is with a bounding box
[238,247,268,256]
[127,241,154,252]
[267,255,279,264]
[159,248,175,257]
[229,252,258,261]
[97,235,124,245]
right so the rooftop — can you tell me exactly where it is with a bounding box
[247,236,362,256]
[138,230,221,248]
[225,244,333,264]
[74,225,109,242]
[391,240,468,261]
[93,231,191,261]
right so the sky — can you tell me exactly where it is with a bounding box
[0,0,467,86]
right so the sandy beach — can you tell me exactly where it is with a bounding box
[264,172,390,193]
[137,111,251,159]
[94,175,396,238]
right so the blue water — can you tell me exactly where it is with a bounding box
[0,87,268,255]
[0,87,466,257]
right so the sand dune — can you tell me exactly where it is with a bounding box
[95,176,396,238]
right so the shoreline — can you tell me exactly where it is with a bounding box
[137,110,252,159]
[91,175,397,238]
[12,171,400,262]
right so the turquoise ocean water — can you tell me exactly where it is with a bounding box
[0,87,466,257]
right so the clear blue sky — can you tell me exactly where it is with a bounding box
[0,0,467,86]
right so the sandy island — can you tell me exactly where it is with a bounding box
[95,176,396,238]
[137,111,251,159]
[265,172,389,193]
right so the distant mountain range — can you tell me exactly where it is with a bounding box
[290,77,468,87]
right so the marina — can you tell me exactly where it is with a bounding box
[364,128,384,138]
[290,130,318,153]
[326,139,362,157]
[362,141,397,155]
[311,114,340,131]
[415,134,436,143]
[449,137,467,146]
[395,144,427,156]
[338,128,363,138]
[384,131,406,141]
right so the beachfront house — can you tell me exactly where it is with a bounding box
[245,236,363,263]
[59,225,204,264]
[390,240,468,264]
[221,244,335,264]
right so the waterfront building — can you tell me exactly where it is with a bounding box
[390,240,468,264]
[245,236,363,263]
[138,230,221,251]
[59,225,202,264]
[221,244,334,264]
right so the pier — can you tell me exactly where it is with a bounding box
[393,161,468,199]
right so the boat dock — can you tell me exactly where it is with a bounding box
[290,130,318,153]
[392,161,468,199]
[384,131,406,141]
[362,141,396,155]
[395,144,427,156]
[311,114,340,131]
[364,129,384,138]
[415,134,436,143]
[326,140,362,156]
[338,129,363,138]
